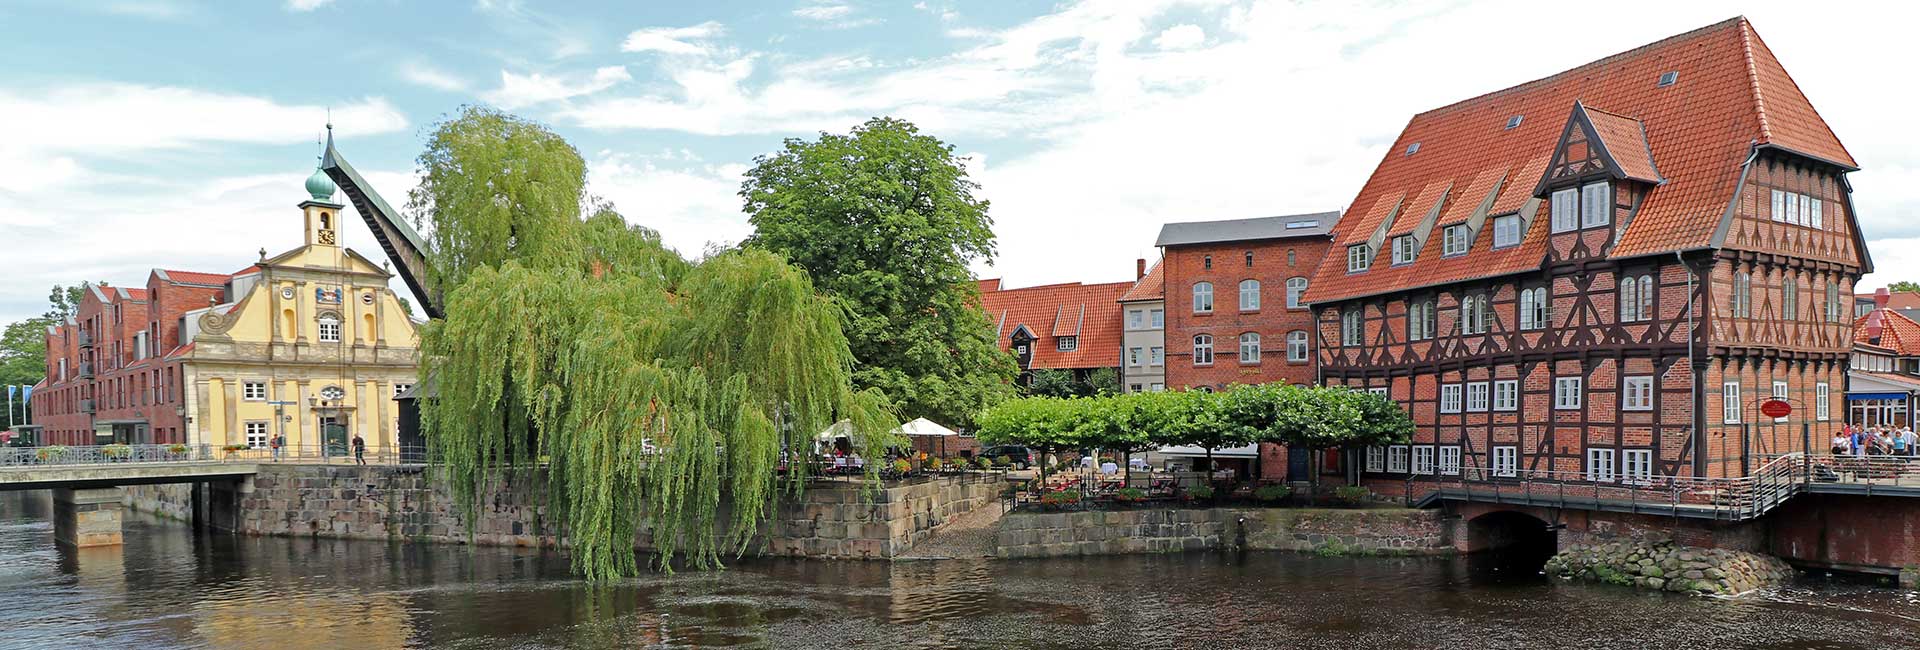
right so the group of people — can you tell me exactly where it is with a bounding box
[1830,424,1917,457]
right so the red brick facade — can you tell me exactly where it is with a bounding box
[1164,236,1331,391]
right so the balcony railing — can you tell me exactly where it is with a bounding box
[76,362,93,378]
[0,444,432,468]
[1410,452,1808,521]
[77,331,93,348]
[78,399,95,413]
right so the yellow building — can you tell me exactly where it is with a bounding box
[179,165,420,455]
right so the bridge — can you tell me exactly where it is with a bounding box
[0,444,423,547]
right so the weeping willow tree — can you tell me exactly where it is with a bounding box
[412,106,897,581]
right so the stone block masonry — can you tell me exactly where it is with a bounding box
[992,507,1449,559]
[53,487,125,547]
[1546,541,1794,595]
[120,464,1005,559]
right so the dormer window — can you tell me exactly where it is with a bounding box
[1391,236,1416,265]
[1346,244,1371,273]
[1056,336,1078,351]
[1492,215,1522,248]
[1550,181,1611,232]
[1442,225,1470,256]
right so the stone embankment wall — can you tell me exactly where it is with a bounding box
[119,465,1003,557]
[992,507,1448,559]
[766,474,1003,559]
[1545,541,1795,595]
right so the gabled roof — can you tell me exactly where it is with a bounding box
[1155,212,1339,247]
[977,280,1131,370]
[155,269,232,287]
[1582,104,1662,183]
[1856,303,1920,357]
[1306,17,1853,305]
[1119,260,1165,303]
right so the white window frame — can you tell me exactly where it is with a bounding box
[1722,381,1742,424]
[1622,449,1653,485]
[1439,446,1462,476]
[1192,335,1213,366]
[1238,332,1261,364]
[1239,279,1261,311]
[243,381,267,401]
[1129,347,1144,367]
[1816,382,1830,421]
[1368,387,1390,398]
[1342,310,1364,347]
[1150,346,1163,366]
[1554,377,1583,410]
[1056,336,1077,352]
[1408,300,1434,340]
[1732,272,1751,318]
[1392,235,1417,265]
[1493,214,1521,248]
[1286,330,1308,362]
[1465,381,1489,412]
[1387,445,1409,474]
[1492,446,1518,478]
[1519,287,1546,330]
[1192,282,1214,313]
[1623,376,1653,411]
[1771,189,1786,223]
[1440,384,1463,414]
[1347,244,1371,273]
[1587,448,1617,483]
[1442,224,1470,256]
[317,315,341,343]
[1365,446,1385,473]
[1150,309,1164,328]
[1127,309,1144,330]
[1551,187,1578,233]
[1412,445,1436,475]
[1286,277,1308,309]
[1492,380,1518,412]
[1772,380,1789,423]
[393,383,413,399]
[1581,181,1611,228]
[244,421,270,449]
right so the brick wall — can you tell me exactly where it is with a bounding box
[1164,238,1330,390]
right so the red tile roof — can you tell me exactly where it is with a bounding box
[1856,307,1920,356]
[1884,291,1920,312]
[978,280,1131,370]
[1305,18,1852,304]
[1583,105,1661,183]
[160,269,232,287]
[232,265,261,276]
[1119,260,1165,302]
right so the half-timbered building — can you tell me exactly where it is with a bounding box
[1302,18,1869,487]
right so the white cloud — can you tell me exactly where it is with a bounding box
[793,2,881,29]
[0,84,407,159]
[398,61,468,92]
[1153,24,1205,50]
[586,153,751,256]
[481,66,631,109]
[285,0,333,11]
[621,21,726,56]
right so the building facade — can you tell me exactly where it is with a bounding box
[34,166,421,454]
[1158,213,1338,392]
[976,278,1130,388]
[1850,289,1920,428]
[1118,258,1166,393]
[1304,18,1867,487]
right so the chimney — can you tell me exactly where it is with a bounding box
[1136,258,1147,280]
[1866,288,1891,345]
[1876,287,1892,309]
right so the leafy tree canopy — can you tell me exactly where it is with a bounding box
[1890,281,1920,293]
[412,107,894,581]
[1024,367,1118,399]
[742,117,1017,428]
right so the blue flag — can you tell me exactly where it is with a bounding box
[20,385,29,403]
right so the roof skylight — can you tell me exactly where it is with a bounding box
[1658,71,1679,87]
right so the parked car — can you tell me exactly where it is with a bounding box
[978,445,1035,470]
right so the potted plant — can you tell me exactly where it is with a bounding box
[1254,484,1292,504]
[1182,485,1215,503]
[35,446,69,463]
[976,456,995,470]
[1039,489,1082,510]
[166,443,191,456]
[222,444,250,458]
[101,444,133,460]
[1112,487,1147,504]
[892,458,912,476]
[925,457,944,472]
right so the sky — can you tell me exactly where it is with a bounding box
[2,0,1918,325]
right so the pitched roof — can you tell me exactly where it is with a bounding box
[1119,260,1165,302]
[1856,304,1920,356]
[1883,290,1920,312]
[1155,212,1339,247]
[1305,17,1852,305]
[156,269,232,287]
[1582,104,1662,183]
[977,280,1131,370]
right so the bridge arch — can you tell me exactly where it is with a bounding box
[1464,509,1557,574]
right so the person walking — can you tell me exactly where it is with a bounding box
[351,433,366,466]
[1894,427,1911,458]
[270,433,284,462]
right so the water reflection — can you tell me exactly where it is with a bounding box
[0,490,1915,649]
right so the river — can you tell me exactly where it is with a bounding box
[0,492,1915,649]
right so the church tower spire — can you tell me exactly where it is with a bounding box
[299,152,344,248]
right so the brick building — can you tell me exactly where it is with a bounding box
[34,164,420,452]
[1304,18,1867,486]
[1849,289,1920,428]
[1156,212,1339,391]
[976,278,1130,387]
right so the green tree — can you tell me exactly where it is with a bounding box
[1890,281,1920,293]
[1160,389,1242,480]
[0,317,51,428]
[1268,386,1413,487]
[742,117,1017,428]
[412,108,894,581]
[976,396,1084,484]
[44,283,89,320]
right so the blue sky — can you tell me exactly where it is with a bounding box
[2,0,1918,324]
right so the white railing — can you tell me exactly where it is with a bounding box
[0,443,431,468]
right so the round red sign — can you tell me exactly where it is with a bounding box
[1760,400,1792,418]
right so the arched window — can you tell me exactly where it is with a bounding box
[1287,249,1297,267]
[1782,273,1798,321]
[1733,272,1752,318]
[1286,277,1308,309]
[317,314,341,343]
[1637,275,1653,320]
[319,212,331,230]
[1244,251,1255,267]
[1239,332,1261,363]
[1619,274,1654,321]
[1520,287,1549,330]
[1192,282,1214,313]
[1342,310,1363,346]
[1193,334,1214,365]
[1239,279,1260,311]
[1286,330,1308,362]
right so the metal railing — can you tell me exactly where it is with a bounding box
[1408,452,1812,521]
[0,443,432,468]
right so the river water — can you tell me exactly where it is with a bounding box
[0,492,1915,650]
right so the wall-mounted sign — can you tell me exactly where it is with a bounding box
[315,286,343,304]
